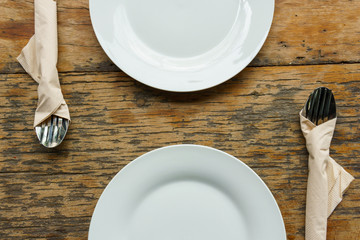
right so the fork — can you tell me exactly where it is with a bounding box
[303,87,336,125]
[35,115,69,148]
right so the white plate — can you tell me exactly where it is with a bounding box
[89,145,286,240]
[89,0,274,92]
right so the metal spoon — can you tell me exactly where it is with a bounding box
[35,115,69,148]
[303,87,336,125]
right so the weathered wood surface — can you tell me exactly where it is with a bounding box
[1,0,360,73]
[1,0,360,239]
[1,64,359,239]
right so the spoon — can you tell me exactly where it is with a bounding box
[35,115,69,148]
[303,87,336,125]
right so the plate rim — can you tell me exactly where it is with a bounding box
[89,0,275,92]
[88,144,286,239]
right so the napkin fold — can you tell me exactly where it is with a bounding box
[17,0,70,127]
[300,111,354,240]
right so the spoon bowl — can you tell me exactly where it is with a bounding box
[303,87,336,125]
[35,115,69,148]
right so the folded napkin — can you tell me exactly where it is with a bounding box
[300,111,354,240]
[17,0,70,127]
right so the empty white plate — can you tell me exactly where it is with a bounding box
[89,0,274,92]
[88,145,286,240]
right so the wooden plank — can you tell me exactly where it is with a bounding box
[0,64,359,239]
[1,0,360,73]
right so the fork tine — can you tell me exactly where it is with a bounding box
[310,89,319,123]
[305,92,314,119]
[41,121,46,140]
[315,87,324,125]
[305,94,311,117]
[318,88,328,125]
[329,91,336,119]
[315,88,323,124]
[315,87,325,125]
[41,123,49,146]
[52,116,59,145]
[323,89,330,121]
[47,116,54,145]
[58,117,64,140]
[314,88,320,125]
[56,117,62,143]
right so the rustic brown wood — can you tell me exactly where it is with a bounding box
[0,64,359,239]
[1,0,360,239]
[0,0,360,73]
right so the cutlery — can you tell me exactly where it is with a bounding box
[303,87,336,125]
[35,115,69,148]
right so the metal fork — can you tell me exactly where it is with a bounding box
[35,116,69,148]
[303,87,337,125]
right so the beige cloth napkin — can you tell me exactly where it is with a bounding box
[300,111,354,240]
[17,0,70,127]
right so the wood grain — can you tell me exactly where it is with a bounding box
[0,0,360,73]
[1,64,359,239]
[1,0,360,239]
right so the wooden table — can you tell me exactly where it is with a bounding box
[1,0,359,239]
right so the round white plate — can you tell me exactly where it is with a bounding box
[89,145,286,240]
[89,0,274,92]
